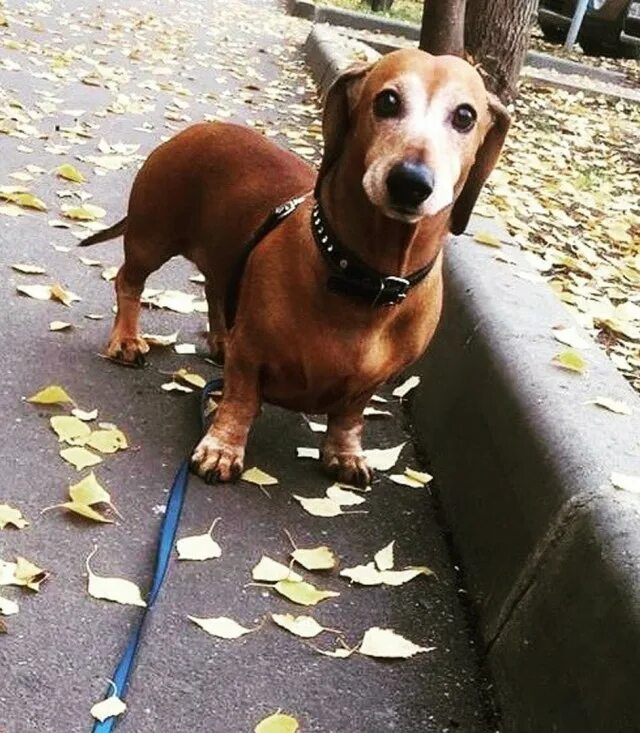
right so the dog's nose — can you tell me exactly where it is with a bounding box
[386,162,434,209]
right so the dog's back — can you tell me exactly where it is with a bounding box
[124,122,314,280]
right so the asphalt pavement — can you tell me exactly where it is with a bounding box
[0,1,498,731]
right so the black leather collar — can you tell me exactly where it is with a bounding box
[311,200,439,307]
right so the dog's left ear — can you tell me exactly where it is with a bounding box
[315,62,373,197]
[449,94,510,236]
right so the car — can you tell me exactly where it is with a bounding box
[538,0,640,57]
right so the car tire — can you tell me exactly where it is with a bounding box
[539,20,567,44]
[578,34,640,57]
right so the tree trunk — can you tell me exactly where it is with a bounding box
[371,0,393,11]
[419,0,466,56]
[465,0,538,103]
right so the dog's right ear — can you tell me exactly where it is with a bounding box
[315,62,372,196]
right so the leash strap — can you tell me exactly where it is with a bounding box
[91,377,224,732]
[224,195,307,329]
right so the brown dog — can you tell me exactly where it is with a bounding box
[80,49,509,486]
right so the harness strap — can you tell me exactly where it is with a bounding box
[224,195,307,329]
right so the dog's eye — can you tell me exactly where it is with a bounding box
[374,90,401,118]
[452,104,477,132]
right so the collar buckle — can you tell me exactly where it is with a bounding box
[377,275,410,306]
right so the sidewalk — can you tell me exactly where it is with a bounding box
[0,1,497,731]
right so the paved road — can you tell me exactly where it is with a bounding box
[0,1,498,731]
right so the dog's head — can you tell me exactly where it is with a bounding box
[317,49,510,235]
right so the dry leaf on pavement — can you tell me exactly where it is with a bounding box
[0,504,28,529]
[254,712,299,733]
[392,376,420,398]
[273,579,339,606]
[176,518,222,561]
[363,443,406,471]
[27,385,74,405]
[90,694,127,723]
[590,397,633,415]
[271,613,332,639]
[60,446,102,471]
[86,547,146,607]
[0,595,19,616]
[358,627,434,659]
[610,472,640,494]
[252,556,302,583]
[242,467,279,487]
[189,615,259,639]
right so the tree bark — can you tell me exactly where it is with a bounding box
[465,0,538,103]
[371,0,393,10]
[419,0,466,57]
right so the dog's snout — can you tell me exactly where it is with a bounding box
[386,162,434,209]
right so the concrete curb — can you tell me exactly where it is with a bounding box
[293,0,640,100]
[304,25,640,733]
[289,0,420,40]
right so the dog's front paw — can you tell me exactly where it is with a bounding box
[322,450,372,488]
[190,434,244,484]
[106,333,149,366]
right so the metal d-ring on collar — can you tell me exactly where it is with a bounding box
[311,200,438,307]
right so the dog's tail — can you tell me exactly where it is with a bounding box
[78,217,127,246]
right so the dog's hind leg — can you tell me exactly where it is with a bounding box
[106,235,171,366]
[205,278,227,365]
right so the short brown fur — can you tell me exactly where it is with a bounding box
[81,49,509,485]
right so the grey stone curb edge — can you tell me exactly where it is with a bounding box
[304,25,640,733]
[291,0,630,85]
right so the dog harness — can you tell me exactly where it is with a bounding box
[225,194,440,328]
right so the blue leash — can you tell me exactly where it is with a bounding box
[92,377,223,732]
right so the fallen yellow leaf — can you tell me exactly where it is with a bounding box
[473,230,502,247]
[254,713,299,733]
[552,350,587,374]
[363,443,406,471]
[189,615,258,639]
[374,541,395,571]
[271,613,328,639]
[610,472,640,494]
[293,495,344,517]
[11,263,46,274]
[325,485,366,506]
[0,595,19,616]
[392,375,420,398]
[273,579,339,606]
[56,163,85,183]
[0,504,28,530]
[60,446,102,470]
[60,502,113,523]
[242,467,278,486]
[49,320,72,331]
[176,518,222,561]
[252,556,302,583]
[50,415,92,444]
[27,385,73,405]
[591,397,633,416]
[86,429,127,454]
[291,546,336,571]
[359,627,434,659]
[86,548,146,607]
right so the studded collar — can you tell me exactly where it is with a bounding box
[311,200,439,307]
